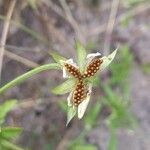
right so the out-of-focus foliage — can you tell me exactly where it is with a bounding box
[84,101,101,130]
[109,45,133,86]
[0,100,17,125]
[123,0,146,6]
[0,100,23,150]
[141,63,150,74]
[68,135,97,150]
[101,46,137,150]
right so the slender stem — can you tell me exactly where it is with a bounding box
[0,0,16,82]
[0,63,61,94]
[104,0,120,55]
[5,50,39,68]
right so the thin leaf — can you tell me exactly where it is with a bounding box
[0,100,17,124]
[0,127,22,139]
[0,139,23,150]
[108,128,117,150]
[0,63,60,94]
[76,41,87,71]
[66,106,77,126]
[84,101,101,129]
[49,51,66,64]
[51,79,76,95]
[100,49,118,71]
[72,145,97,150]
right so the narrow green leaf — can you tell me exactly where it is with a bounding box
[66,107,77,126]
[51,79,76,95]
[72,145,97,150]
[100,49,118,71]
[108,128,117,150]
[0,127,22,139]
[0,139,23,150]
[76,41,87,71]
[0,63,60,94]
[102,85,137,129]
[49,51,66,64]
[84,102,101,129]
[110,45,133,86]
[0,100,17,124]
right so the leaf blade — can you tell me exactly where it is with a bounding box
[51,79,76,95]
[76,41,87,71]
[0,100,17,124]
[100,49,118,71]
[66,106,77,126]
[49,51,66,64]
[0,127,22,139]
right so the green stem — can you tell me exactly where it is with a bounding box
[0,63,61,94]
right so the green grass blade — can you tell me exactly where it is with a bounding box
[0,100,17,125]
[0,63,60,94]
[66,106,77,126]
[0,139,24,150]
[108,128,117,150]
[51,79,76,95]
[49,51,66,64]
[75,41,87,71]
[0,127,22,139]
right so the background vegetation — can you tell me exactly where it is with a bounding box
[0,0,149,150]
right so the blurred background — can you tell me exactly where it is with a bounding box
[0,0,150,150]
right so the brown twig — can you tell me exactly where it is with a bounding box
[0,0,16,82]
[5,50,39,68]
[91,1,150,36]
[103,0,120,55]
[59,0,86,45]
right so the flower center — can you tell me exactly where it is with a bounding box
[64,57,103,106]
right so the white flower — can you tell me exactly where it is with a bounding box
[60,49,117,125]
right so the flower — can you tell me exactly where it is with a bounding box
[59,49,117,125]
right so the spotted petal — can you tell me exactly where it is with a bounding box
[100,49,118,71]
[60,59,78,78]
[86,52,101,67]
[78,84,92,119]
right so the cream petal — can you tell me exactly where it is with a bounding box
[85,52,101,68]
[60,59,78,78]
[78,84,92,119]
[87,52,101,59]
[100,49,117,71]
[67,91,73,106]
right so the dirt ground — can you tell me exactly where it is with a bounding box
[0,0,150,150]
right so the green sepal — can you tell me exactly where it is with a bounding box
[66,106,77,126]
[51,79,76,95]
